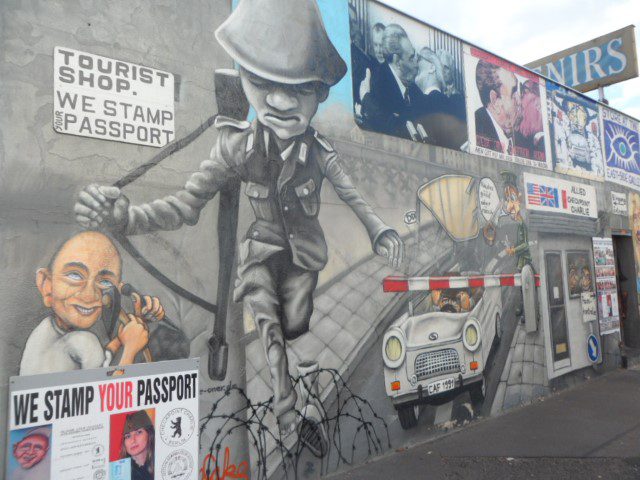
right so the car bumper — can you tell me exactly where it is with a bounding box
[389,372,483,407]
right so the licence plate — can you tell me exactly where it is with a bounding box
[427,377,456,396]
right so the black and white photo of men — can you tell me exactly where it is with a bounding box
[349,0,467,149]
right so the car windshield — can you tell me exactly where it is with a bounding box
[411,287,484,315]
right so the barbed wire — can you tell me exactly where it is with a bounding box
[199,367,391,479]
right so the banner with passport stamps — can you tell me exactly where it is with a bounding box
[6,359,198,480]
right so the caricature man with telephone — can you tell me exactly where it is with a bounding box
[20,231,165,375]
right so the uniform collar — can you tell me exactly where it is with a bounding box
[259,124,310,165]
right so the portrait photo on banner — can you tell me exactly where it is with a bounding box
[7,425,52,480]
[109,409,156,480]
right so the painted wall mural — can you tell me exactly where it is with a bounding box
[350,0,468,149]
[547,82,604,181]
[0,0,638,477]
[602,108,640,190]
[464,46,552,170]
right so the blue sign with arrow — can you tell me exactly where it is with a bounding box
[587,334,600,363]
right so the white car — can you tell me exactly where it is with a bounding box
[382,284,503,429]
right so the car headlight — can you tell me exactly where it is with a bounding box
[463,319,481,352]
[383,330,406,369]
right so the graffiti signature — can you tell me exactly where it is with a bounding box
[200,446,249,480]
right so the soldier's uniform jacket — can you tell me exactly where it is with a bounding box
[125,117,391,271]
[514,220,532,271]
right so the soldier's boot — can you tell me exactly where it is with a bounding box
[267,342,298,434]
[296,361,328,458]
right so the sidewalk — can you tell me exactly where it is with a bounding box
[329,368,640,480]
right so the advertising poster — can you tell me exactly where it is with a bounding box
[602,106,640,190]
[53,46,175,147]
[611,191,628,215]
[546,82,604,181]
[592,237,621,335]
[350,0,468,150]
[6,359,198,480]
[523,172,597,218]
[464,45,552,170]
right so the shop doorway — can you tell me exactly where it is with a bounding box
[612,235,640,348]
[538,234,597,378]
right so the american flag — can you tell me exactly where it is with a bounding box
[527,183,559,207]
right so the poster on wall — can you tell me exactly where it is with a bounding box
[611,191,628,215]
[53,46,175,147]
[602,106,640,190]
[6,359,198,480]
[581,292,598,323]
[592,237,621,335]
[350,0,468,150]
[567,250,594,298]
[546,81,604,181]
[523,172,597,218]
[464,45,552,170]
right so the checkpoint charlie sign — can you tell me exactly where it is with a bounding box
[53,47,175,147]
[526,25,638,93]
[523,172,597,218]
[6,359,198,480]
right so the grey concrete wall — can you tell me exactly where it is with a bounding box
[0,0,635,477]
[0,0,235,466]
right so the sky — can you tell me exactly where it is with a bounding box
[383,0,640,119]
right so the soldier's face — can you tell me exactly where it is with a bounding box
[240,68,327,140]
[503,186,521,220]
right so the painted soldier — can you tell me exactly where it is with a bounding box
[501,172,532,271]
[74,0,404,442]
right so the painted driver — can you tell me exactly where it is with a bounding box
[74,0,404,439]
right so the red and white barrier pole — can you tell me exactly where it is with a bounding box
[383,273,541,292]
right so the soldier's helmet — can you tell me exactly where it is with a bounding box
[215,0,347,86]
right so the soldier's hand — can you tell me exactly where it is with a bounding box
[132,292,165,322]
[375,230,404,269]
[74,184,129,232]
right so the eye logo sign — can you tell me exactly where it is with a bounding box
[429,332,438,341]
[160,407,195,447]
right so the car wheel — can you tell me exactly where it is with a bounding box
[469,377,485,408]
[396,403,419,430]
